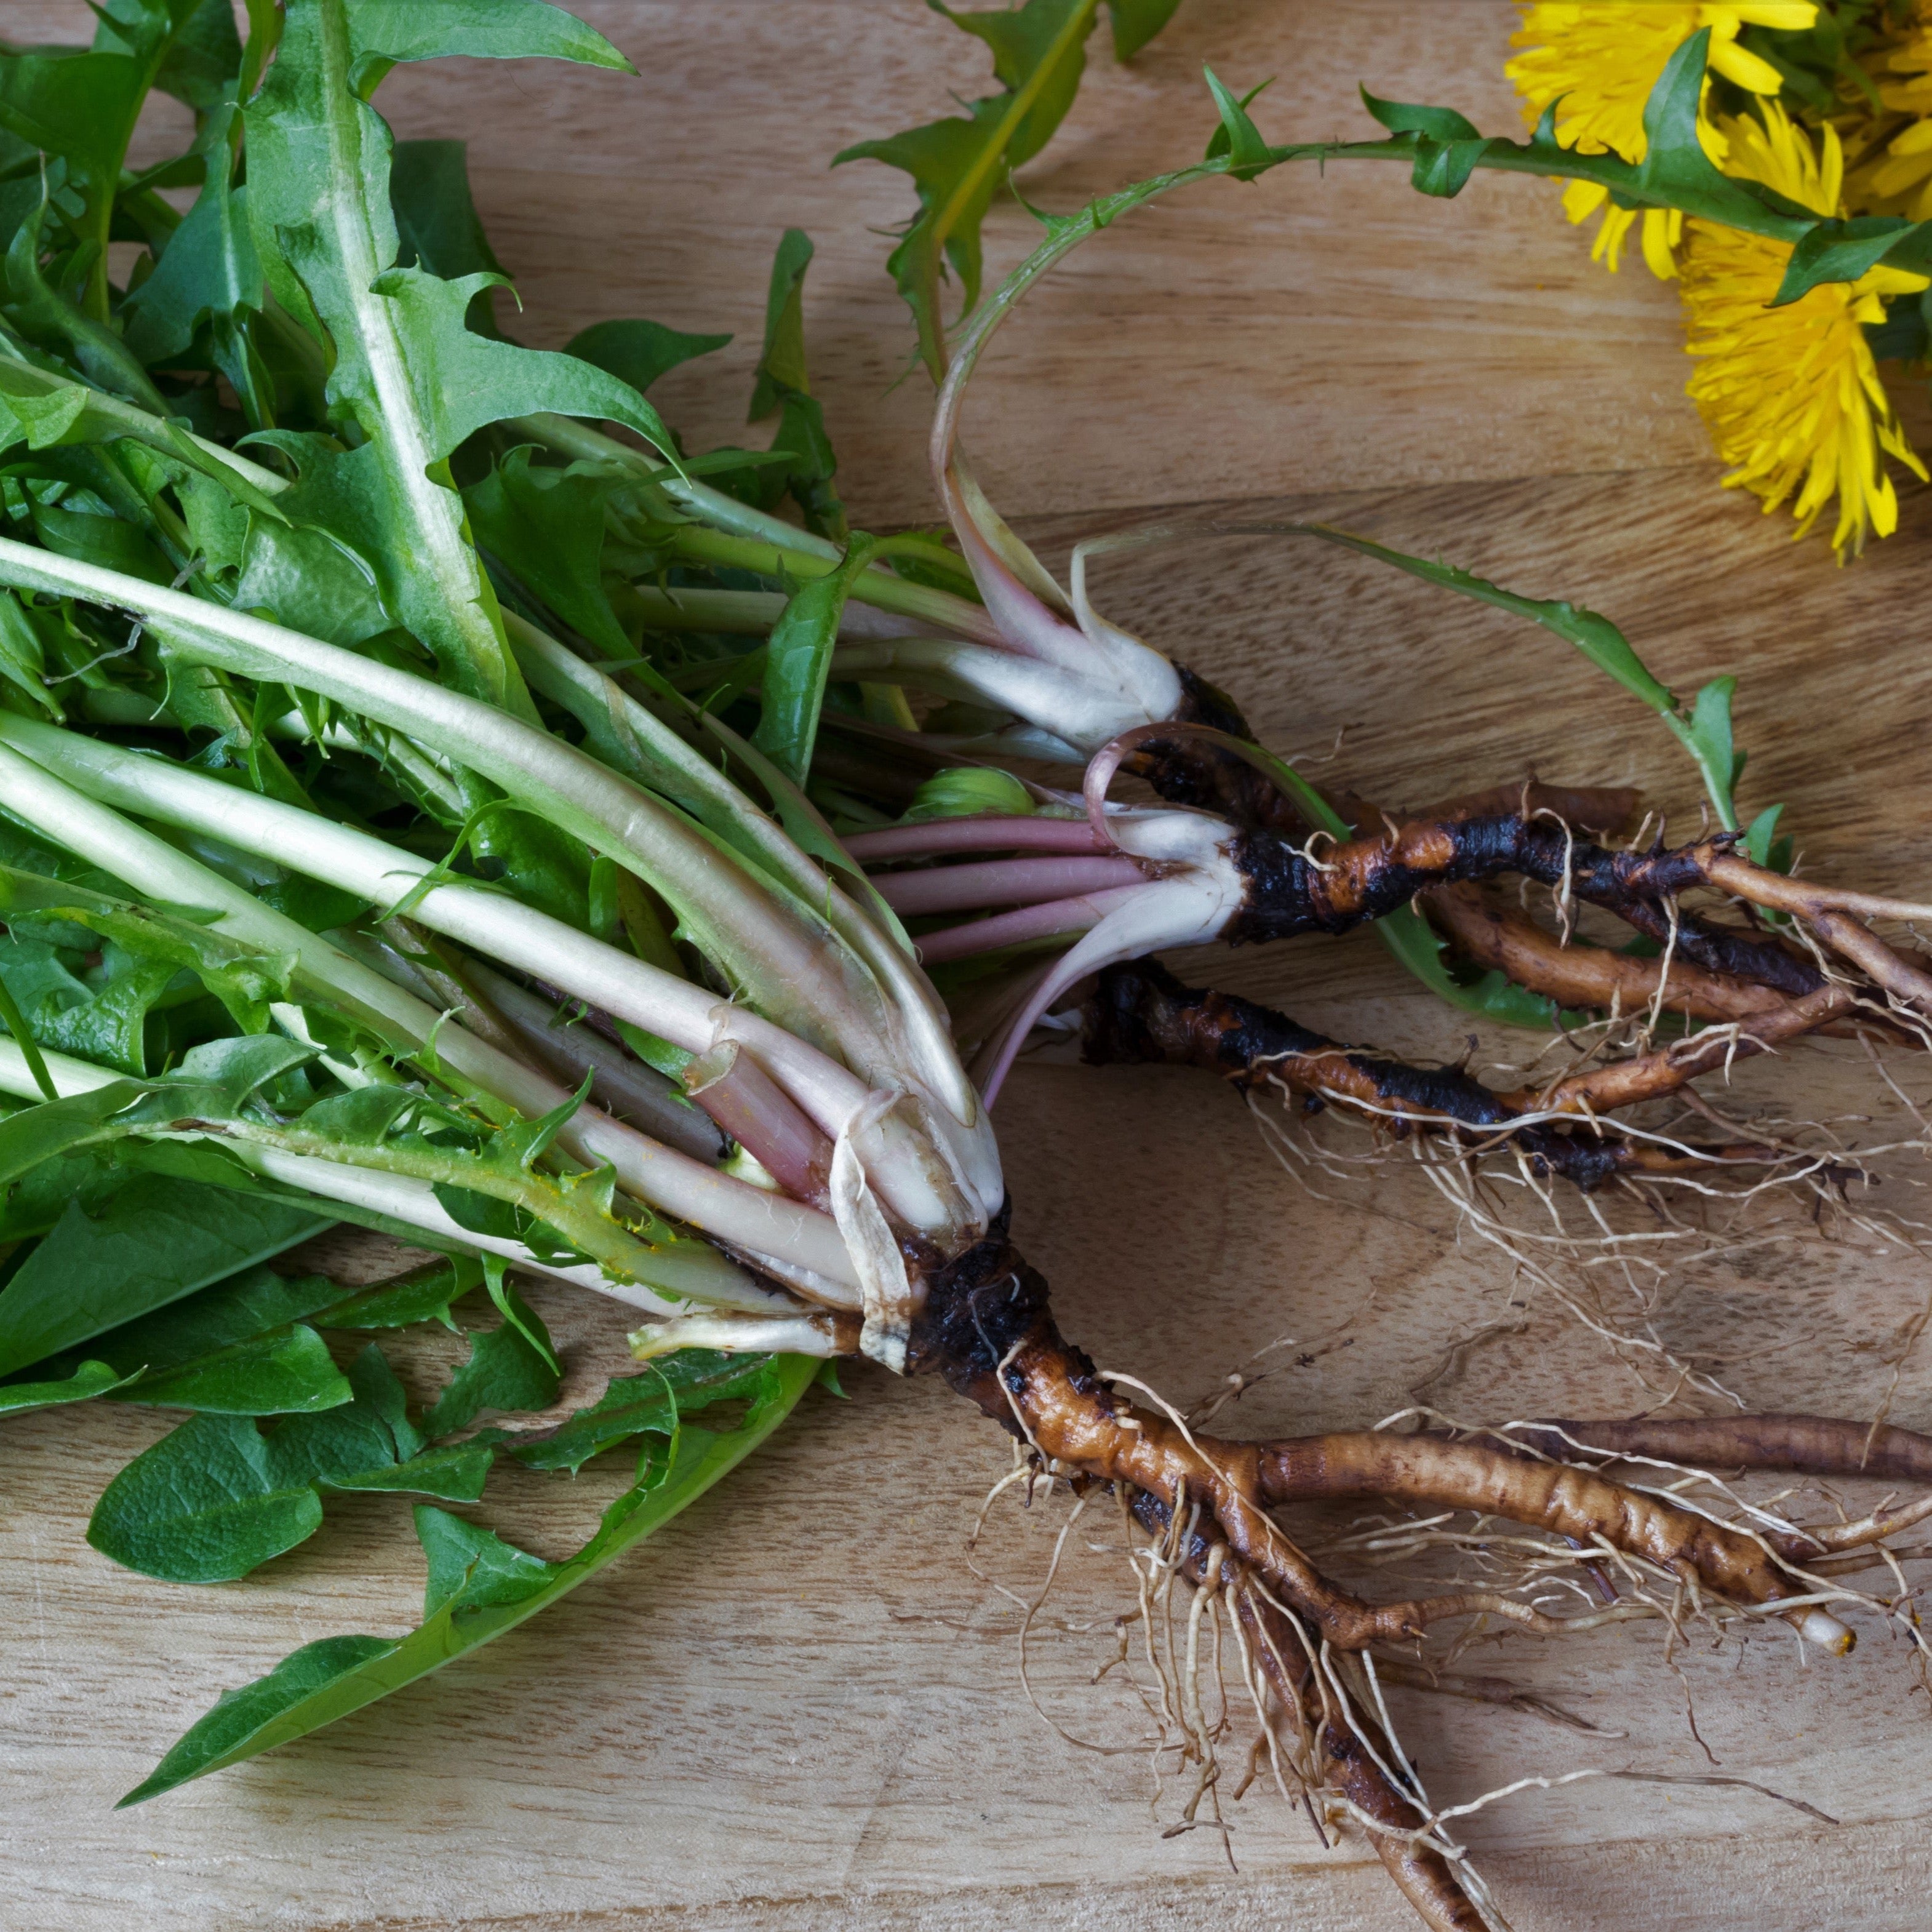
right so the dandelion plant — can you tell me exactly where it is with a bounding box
[7,9,1932,1931]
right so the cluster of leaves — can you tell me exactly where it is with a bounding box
[6,1183,809,1802]
[836,0,1184,377]
[0,0,864,1803]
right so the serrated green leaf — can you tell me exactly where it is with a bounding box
[151,0,244,110]
[495,1350,773,1473]
[1357,86,1495,198]
[2,202,169,409]
[835,0,1103,377]
[1106,0,1178,62]
[1674,676,1739,824]
[420,1319,559,1439]
[122,1354,815,1804]
[465,448,631,657]
[1742,802,1786,869]
[116,1325,353,1415]
[313,1254,485,1330]
[418,1505,559,1613]
[738,230,845,539]
[753,536,880,783]
[348,0,632,76]
[1773,215,1913,306]
[479,1261,559,1375]
[389,138,508,287]
[121,104,265,366]
[242,0,663,713]
[1379,898,1567,1030]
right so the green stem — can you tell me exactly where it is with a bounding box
[669,525,997,641]
[916,0,1103,374]
[209,1119,664,1288]
[501,412,999,643]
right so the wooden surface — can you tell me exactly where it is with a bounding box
[10,4,1932,1929]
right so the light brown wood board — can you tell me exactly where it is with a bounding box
[6,4,1932,1930]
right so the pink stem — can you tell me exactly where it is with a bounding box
[682,1043,834,1209]
[844,816,1108,862]
[872,854,1146,916]
[913,885,1148,964]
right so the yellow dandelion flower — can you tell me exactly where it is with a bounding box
[1844,1,1932,218]
[1679,103,1929,554]
[1507,2,1818,277]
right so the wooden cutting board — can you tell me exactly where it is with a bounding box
[8,5,1932,1928]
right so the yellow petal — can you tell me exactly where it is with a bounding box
[1707,37,1787,94]
[1728,3,1819,26]
[1641,208,1683,281]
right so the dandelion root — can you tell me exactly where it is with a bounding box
[1080,959,1784,1185]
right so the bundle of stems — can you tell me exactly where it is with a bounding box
[4,8,1932,1926]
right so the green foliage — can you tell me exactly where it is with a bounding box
[465,449,633,658]
[320,1255,485,1330]
[0,1175,325,1378]
[745,230,845,539]
[87,1339,505,1583]
[753,536,882,783]
[87,1410,329,1583]
[0,1359,139,1416]
[0,0,868,1806]
[420,1309,560,1437]
[838,0,1185,377]
[568,318,733,396]
[240,0,672,713]
[116,1326,354,1416]
[1375,899,1569,1031]
[490,1347,779,1473]
[1202,69,1273,181]
[0,0,218,325]
[902,766,1039,822]
[121,1352,816,1803]
[119,103,265,371]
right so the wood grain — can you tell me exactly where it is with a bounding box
[7,4,1932,1930]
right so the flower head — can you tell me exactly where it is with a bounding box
[1845,1,1932,219]
[1679,103,1928,553]
[1507,2,1819,276]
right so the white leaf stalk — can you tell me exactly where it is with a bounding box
[0,739,992,1365]
[0,544,1001,1285]
[916,275,1185,758]
[0,734,847,1307]
[0,1034,689,1318]
[505,614,984,1143]
[956,807,1248,1102]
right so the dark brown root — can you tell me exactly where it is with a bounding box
[1423,883,1792,1024]
[912,1210,1909,1931]
[1080,958,1785,1188]
[1525,982,1858,1114]
[1157,667,1632,853]
[1251,1429,1914,1570]
[1226,814,1826,997]
[916,1211,1809,1642]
